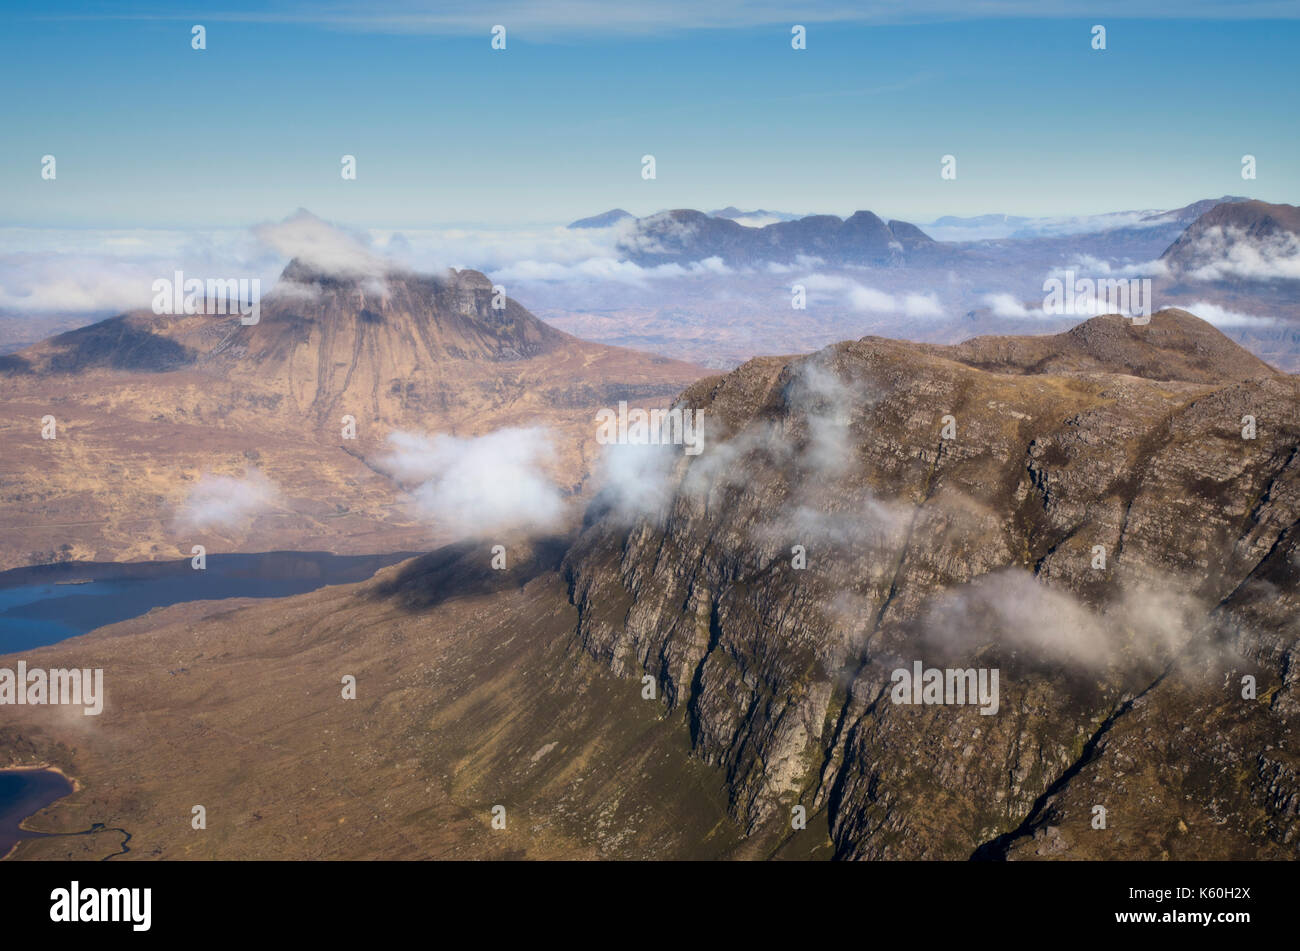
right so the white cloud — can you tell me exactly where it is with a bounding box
[491,254,731,285]
[1181,226,1300,281]
[924,209,1175,243]
[375,224,620,273]
[177,469,281,530]
[800,273,942,317]
[380,427,566,537]
[0,227,279,315]
[921,569,1208,670]
[846,283,897,312]
[592,441,683,525]
[772,500,911,551]
[766,254,827,274]
[1046,257,1170,279]
[252,209,389,281]
[0,260,157,314]
[1172,301,1277,327]
[0,214,730,321]
[981,292,1036,318]
[1011,209,1170,238]
[593,356,881,526]
[729,214,784,228]
[0,215,628,318]
[903,293,943,318]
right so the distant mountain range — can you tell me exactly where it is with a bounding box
[537,197,1300,372]
[563,196,1282,272]
[925,196,1250,242]
[615,208,940,267]
[563,197,1300,284]
[922,213,1033,240]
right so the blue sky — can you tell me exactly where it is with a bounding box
[2,1,1298,228]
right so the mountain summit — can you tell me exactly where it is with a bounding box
[244,260,565,362]
[5,264,584,407]
[933,309,1281,384]
[1161,199,1300,279]
[0,263,705,567]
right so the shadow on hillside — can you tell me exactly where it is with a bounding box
[45,320,195,373]
[369,534,571,613]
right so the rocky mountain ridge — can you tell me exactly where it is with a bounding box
[4,308,1297,860]
[562,309,1300,857]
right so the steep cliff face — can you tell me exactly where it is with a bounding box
[210,264,571,409]
[563,310,1300,858]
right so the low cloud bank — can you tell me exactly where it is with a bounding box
[921,568,1211,670]
[1181,226,1300,282]
[177,469,281,531]
[381,427,566,538]
[800,273,943,317]
[253,210,388,278]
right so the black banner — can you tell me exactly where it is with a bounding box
[0,860,1272,939]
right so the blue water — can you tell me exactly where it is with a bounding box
[0,769,74,858]
[0,551,419,654]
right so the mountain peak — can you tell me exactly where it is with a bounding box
[568,208,635,229]
[277,256,386,288]
[1161,199,1300,278]
[939,308,1279,383]
[6,263,572,386]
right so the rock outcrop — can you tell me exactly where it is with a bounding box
[563,309,1300,858]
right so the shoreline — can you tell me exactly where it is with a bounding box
[1,762,80,861]
[0,762,81,792]
[0,549,424,654]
